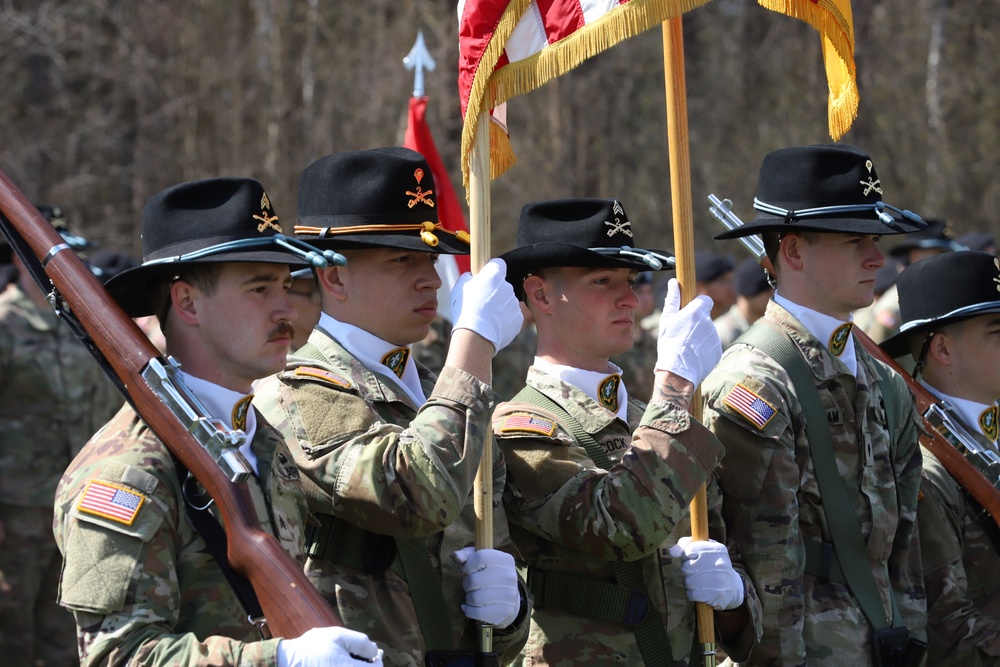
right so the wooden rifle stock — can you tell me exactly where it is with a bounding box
[853,328,1000,529]
[0,167,340,638]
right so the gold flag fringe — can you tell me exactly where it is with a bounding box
[461,0,712,197]
[757,0,858,140]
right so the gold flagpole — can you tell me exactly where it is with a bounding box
[662,16,716,667]
[469,108,495,654]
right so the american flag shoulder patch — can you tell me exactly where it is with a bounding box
[723,383,778,430]
[77,480,145,525]
[500,413,557,437]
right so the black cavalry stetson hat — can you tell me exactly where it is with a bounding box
[881,251,1000,357]
[500,198,674,297]
[888,218,966,258]
[294,147,470,255]
[106,177,336,317]
[714,144,927,240]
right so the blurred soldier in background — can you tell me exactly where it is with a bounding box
[714,258,774,350]
[0,205,120,666]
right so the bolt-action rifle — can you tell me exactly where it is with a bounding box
[707,194,1000,529]
[0,167,342,638]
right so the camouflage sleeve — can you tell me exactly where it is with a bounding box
[496,399,723,562]
[707,473,764,661]
[55,462,279,667]
[701,351,807,665]
[919,452,1000,659]
[883,371,927,641]
[258,365,496,538]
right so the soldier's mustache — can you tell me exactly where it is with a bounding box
[268,322,295,341]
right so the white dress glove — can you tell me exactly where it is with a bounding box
[452,546,521,628]
[668,536,745,611]
[450,258,524,355]
[277,626,384,667]
[654,278,723,386]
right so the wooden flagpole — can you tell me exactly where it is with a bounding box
[469,108,495,653]
[662,16,716,667]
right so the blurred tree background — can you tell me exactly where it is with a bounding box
[1,0,996,264]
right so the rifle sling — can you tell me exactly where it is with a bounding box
[738,321,902,630]
[510,385,673,665]
[169,454,266,636]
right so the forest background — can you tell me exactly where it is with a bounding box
[1,0,994,264]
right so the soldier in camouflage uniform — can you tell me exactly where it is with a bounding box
[703,145,928,665]
[0,210,119,666]
[493,198,762,666]
[52,178,380,667]
[881,251,1000,665]
[253,148,530,667]
[713,258,773,350]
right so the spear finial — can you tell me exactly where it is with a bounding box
[403,30,435,98]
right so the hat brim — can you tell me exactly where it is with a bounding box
[501,243,673,294]
[105,249,309,318]
[880,302,1000,358]
[296,232,469,255]
[714,210,927,241]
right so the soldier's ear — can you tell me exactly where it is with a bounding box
[316,265,347,303]
[168,279,200,326]
[522,274,552,312]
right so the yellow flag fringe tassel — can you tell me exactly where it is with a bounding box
[461,0,713,193]
[757,0,858,140]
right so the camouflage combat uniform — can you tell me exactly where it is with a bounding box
[700,300,926,665]
[713,304,751,351]
[52,403,308,667]
[0,283,120,666]
[919,430,1000,664]
[493,367,762,666]
[253,328,530,667]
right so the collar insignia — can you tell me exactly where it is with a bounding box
[598,374,621,412]
[979,405,999,442]
[381,347,410,378]
[253,192,281,233]
[232,395,254,431]
[829,322,853,357]
[860,159,883,196]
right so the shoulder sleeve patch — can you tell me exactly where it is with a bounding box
[293,366,352,389]
[77,479,145,526]
[722,383,778,430]
[499,412,557,437]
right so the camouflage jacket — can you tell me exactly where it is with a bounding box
[919,439,1000,665]
[493,367,762,666]
[714,304,751,351]
[252,328,530,666]
[701,300,926,665]
[0,284,120,506]
[53,403,308,667]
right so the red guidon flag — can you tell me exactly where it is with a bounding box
[458,0,857,191]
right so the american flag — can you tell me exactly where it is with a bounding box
[723,384,777,429]
[502,413,557,436]
[457,0,857,189]
[78,480,144,525]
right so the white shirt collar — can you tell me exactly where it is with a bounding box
[178,370,258,475]
[533,358,630,422]
[921,381,1000,447]
[317,312,427,407]
[774,292,858,376]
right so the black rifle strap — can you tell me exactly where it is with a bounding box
[170,453,266,634]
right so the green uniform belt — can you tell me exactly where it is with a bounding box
[803,539,847,585]
[520,563,650,626]
[307,512,405,577]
